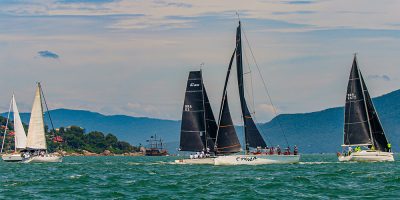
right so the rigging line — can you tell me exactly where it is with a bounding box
[242,36,272,147]
[242,42,256,114]
[1,97,13,153]
[241,25,289,147]
[39,83,56,135]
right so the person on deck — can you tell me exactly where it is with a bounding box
[269,147,274,155]
[294,145,298,155]
[348,146,353,155]
[277,145,281,155]
[388,143,392,152]
[284,146,290,155]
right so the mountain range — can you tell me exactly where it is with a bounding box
[2,89,399,153]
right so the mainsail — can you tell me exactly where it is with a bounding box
[12,95,27,150]
[344,56,390,151]
[215,48,241,154]
[236,21,267,150]
[179,71,217,152]
[26,83,47,150]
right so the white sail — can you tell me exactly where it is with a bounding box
[12,95,27,150]
[26,84,47,150]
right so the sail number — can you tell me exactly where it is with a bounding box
[184,105,192,111]
[347,93,357,100]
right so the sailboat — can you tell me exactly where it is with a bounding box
[213,21,300,165]
[21,82,62,163]
[175,70,218,164]
[1,95,28,162]
[338,55,394,162]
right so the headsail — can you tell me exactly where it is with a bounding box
[236,21,267,150]
[26,83,47,150]
[215,48,241,154]
[203,86,218,152]
[12,95,27,150]
[344,56,373,146]
[179,71,206,152]
[360,69,389,151]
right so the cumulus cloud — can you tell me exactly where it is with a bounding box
[38,50,59,59]
[368,74,391,81]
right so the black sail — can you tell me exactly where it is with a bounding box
[360,73,389,151]
[179,71,206,151]
[203,86,218,152]
[236,21,267,150]
[215,48,241,154]
[343,57,372,146]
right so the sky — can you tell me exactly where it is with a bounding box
[1,0,400,123]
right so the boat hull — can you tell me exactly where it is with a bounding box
[174,158,215,164]
[2,154,23,162]
[338,150,394,162]
[23,155,63,163]
[214,154,300,165]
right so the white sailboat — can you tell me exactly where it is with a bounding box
[213,20,300,165]
[22,83,62,163]
[1,95,28,162]
[338,55,394,162]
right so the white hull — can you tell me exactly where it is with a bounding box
[23,155,63,163]
[214,154,300,165]
[338,150,394,162]
[2,154,23,162]
[174,157,214,164]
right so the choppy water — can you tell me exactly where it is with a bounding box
[0,154,399,199]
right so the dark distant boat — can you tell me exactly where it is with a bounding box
[145,134,168,156]
[213,20,300,165]
[338,55,394,162]
[175,70,217,164]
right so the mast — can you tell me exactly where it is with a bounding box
[200,69,207,152]
[0,98,12,153]
[235,21,267,154]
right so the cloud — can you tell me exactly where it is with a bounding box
[258,104,279,114]
[283,0,315,5]
[368,74,391,81]
[38,50,59,59]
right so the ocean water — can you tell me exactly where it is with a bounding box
[0,154,399,199]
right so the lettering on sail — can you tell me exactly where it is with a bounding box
[190,82,200,87]
[184,105,192,111]
[347,93,356,100]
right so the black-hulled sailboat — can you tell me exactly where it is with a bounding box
[338,55,394,162]
[175,70,218,164]
[213,21,300,165]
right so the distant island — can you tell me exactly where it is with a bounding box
[0,116,142,156]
